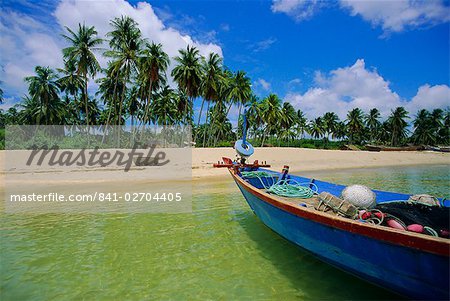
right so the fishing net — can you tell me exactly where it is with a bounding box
[375,202,450,237]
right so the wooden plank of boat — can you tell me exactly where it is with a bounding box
[340,144,361,151]
[366,144,424,151]
[438,146,450,153]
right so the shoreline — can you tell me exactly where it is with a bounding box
[196,162,450,181]
[1,148,449,183]
[191,147,450,179]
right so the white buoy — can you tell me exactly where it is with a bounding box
[341,185,376,208]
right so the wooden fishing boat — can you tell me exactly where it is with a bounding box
[424,145,450,153]
[366,144,425,152]
[215,157,450,300]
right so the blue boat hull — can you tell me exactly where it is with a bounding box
[234,176,450,300]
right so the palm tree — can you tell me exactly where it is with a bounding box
[346,108,364,144]
[430,109,444,140]
[412,109,434,145]
[280,102,297,129]
[151,85,178,126]
[20,95,40,124]
[3,106,21,125]
[378,121,392,145]
[96,69,125,130]
[0,82,4,104]
[247,94,263,139]
[139,42,169,126]
[175,89,192,125]
[322,112,339,141]
[333,121,347,141]
[105,16,143,125]
[439,109,450,144]
[207,70,232,146]
[171,45,203,126]
[126,85,140,128]
[209,103,234,145]
[295,109,308,139]
[279,102,297,145]
[387,107,409,146]
[57,59,85,124]
[227,70,251,122]
[260,94,281,146]
[365,108,381,143]
[62,23,102,126]
[308,117,325,140]
[24,66,65,125]
[199,52,222,146]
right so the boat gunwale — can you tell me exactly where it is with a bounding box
[229,168,450,256]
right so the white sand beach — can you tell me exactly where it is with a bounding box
[191,147,450,179]
[2,148,448,185]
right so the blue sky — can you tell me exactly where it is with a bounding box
[1,0,449,122]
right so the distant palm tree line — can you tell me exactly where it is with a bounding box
[242,101,448,147]
[0,17,448,148]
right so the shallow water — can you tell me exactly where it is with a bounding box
[301,164,450,198]
[1,165,449,300]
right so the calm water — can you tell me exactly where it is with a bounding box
[1,165,449,300]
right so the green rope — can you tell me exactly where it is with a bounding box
[241,171,316,198]
[241,171,274,178]
[267,180,316,198]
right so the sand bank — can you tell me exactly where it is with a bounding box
[0,148,448,184]
[191,148,450,179]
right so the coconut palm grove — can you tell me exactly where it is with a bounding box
[0,16,448,149]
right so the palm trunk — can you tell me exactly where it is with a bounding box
[142,80,153,126]
[163,114,167,147]
[183,98,189,125]
[84,74,91,147]
[261,128,267,147]
[195,98,206,144]
[181,97,190,146]
[45,94,49,125]
[84,74,89,127]
[102,75,119,144]
[202,100,210,147]
[207,103,219,147]
[226,101,233,118]
[117,68,128,146]
[237,102,242,124]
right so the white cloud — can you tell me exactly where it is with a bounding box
[255,78,271,91]
[285,59,450,120]
[220,23,230,32]
[54,0,222,60]
[271,0,324,21]
[271,0,450,34]
[408,84,450,114]
[250,37,277,52]
[288,78,301,85]
[287,78,302,89]
[340,0,450,34]
[0,11,64,96]
[0,97,20,111]
[0,0,223,98]
[54,0,222,89]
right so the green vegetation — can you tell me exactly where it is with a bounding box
[0,16,448,149]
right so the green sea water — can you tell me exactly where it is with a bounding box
[1,165,449,300]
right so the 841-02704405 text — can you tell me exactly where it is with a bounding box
[9,192,183,202]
